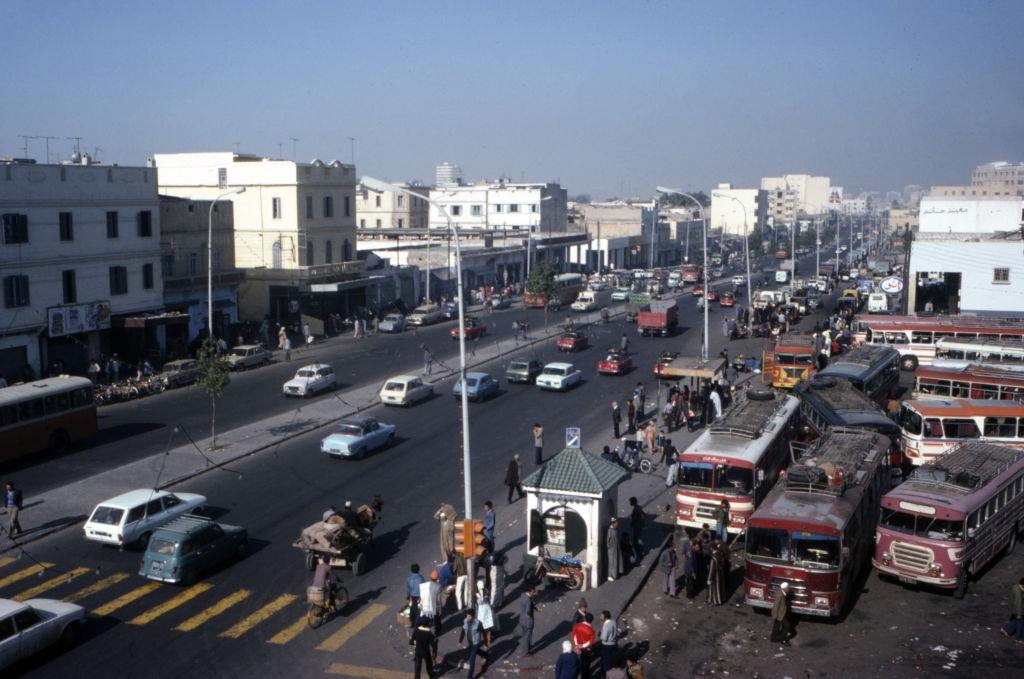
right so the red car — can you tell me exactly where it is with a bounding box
[706,289,718,302]
[556,331,589,352]
[451,316,487,340]
[719,291,736,307]
[597,350,633,375]
[692,286,704,297]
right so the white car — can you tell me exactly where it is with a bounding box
[610,288,631,302]
[535,362,583,391]
[83,489,207,548]
[379,374,433,406]
[378,313,407,333]
[0,598,86,670]
[407,304,444,326]
[283,363,336,397]
[731,275,745,287]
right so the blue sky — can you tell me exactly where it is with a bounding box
[2,1,1022,197]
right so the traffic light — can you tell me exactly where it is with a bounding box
[454,519,488,559]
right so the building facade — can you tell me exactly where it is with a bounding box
[709,185,768,236]
[886,207,919,234]
[907,236,1023,317]
[918,198,1023,234]
[0,158,166,381]
[427,180,568,234]
[971,161,1024,197]
[435,162,463,188]
[355,182,429,229]
[760,174,833,223]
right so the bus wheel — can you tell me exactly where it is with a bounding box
[953,565,969,600]
[900,355,918,371]
[49,429,70,454]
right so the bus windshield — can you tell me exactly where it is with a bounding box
[776,353,814,366]
[900,406,922,435]
[881,509,964,542]
[791,532,840,569]
[679,463,713,489]
[679,462,753,495]
[746,527,789,561]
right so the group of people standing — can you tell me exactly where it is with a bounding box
[657,527,730,606]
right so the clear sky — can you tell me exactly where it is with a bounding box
[3,1,1022,198]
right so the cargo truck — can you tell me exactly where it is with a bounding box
[637,300,678,337]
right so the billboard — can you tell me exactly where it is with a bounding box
[919,198,1022,234]
[48,301,112,338]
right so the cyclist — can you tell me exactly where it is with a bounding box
[312,555,341,608]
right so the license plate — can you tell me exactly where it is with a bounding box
[150,562,164,572]
[898,575,914,584]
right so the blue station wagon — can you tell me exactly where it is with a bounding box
[139,515,247,585]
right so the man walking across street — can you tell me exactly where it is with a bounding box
[482,501,495,554]
[406,563,425,628]
[4,481,23,537]
[612,400,622,439]
[771,581,794,646]
[629,496,645,556]
[532,423,544,465]
[599,610,618,673]
[412,619,438,679]
[423,345,433,376]
[660,538,679,597]
[517,585,540,658]
[457,608,487,677]
[504,454,524,504]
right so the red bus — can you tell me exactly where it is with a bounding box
[675,391,801,535]
[898,398,1024,465]
[912,364,1024,401]
[874,442,1024,598]
[0,376,97,462]
[523,273,585,309]
[680,264,703,285]
[744,427,892,617]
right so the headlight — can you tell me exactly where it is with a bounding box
[733,516,746,525]
[678,506,691,517]
[814,596,830,607]
[928,563,941,575]
[749,587,764,599]
[881,552,892,565]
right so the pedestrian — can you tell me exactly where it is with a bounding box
[517,585,539,658]
[707,541,727,606]
[722,317,729,338]
[572,610,597,678]
[1011,577,1024,620]
[283,336,292,362]
[620,333,629,353]
[407,563,425,628]
[87,360,100,384]
[660,538,678,597]
[637,383,646,418]
[419,570,441,635]
[628,496,645,555]
[458,608,486,678]
[4,481,23,537]
[725,362,738,386]
[423,345,433,376]
[770,582,793,646]
[412,618,438,679]
[713,500,730,542]
[278,325,287,349]
[697,524,712,585]
[644,421,656,455]
[556,640,581,679]
[606,518,622,582]
[813,332,823,355]
[532,423,543,465]
[599,610,618,673]
[489,553,506,609]
[303,322,311,345]
[476,590,496,650]
[504,454,524,503]
[709,388,722,421]
[682,538,697,599]
[454,553,470,612]
[612,400,622,439]
[482,500,496,553]
[626,398,636,433]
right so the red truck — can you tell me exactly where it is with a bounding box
[638,301,678,337]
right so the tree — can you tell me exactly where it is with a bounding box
[195,339,231,451]
[525,262,559,329]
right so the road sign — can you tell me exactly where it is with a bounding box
[565,427,581,449]
[880,276,904,296]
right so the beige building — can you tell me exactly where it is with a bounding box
[710,184,768,236]
[886,207,918,234]
[760,174,833,223]
[355,182,429,229]
[971,161,1024,197]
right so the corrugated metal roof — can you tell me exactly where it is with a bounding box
[522,448,628,495]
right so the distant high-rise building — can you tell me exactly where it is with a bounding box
[435,162,462,188]
[902,184,925,207]
[927,161,1024,200]
[709,184,768,236]
[760,174,833,223]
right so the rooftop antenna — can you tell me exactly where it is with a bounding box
[348,137,356,165]
[92,147,103,161]
[67,136,82,156]
[36,135,59,164]
[290,137,299,161]
[17,134,31,158]
[233,142,240,153]
[277,143,283,159]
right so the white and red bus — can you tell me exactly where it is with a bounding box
[523,273,585,309]
[680,264,703,285]
[675,390,801,535]
[898,398,1024,466]
[851,315,925,345]
[744,427,892,617]
[862,318,1024,371]
[912,364,1024,401]
[0,376,97,462]
[932,337,1024,372]
[874,442,1024,598]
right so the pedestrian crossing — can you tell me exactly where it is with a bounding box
[0,557,392,660]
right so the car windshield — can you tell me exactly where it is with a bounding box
[335,424,364,437]
[465,377,479,387]
[714,465,754,494]
[230,348,249,357]
[509,362,529,371]
[542,367,565,376]
[385,315,402,322]
[148,538,177,556]
[746,527,789,561]
[296,370,315,378]
[90,505,124,525]
[791,532,840,569]
[604,354,620,362]
[384,382,405,391]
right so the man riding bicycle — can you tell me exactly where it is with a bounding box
[312,555,341,607]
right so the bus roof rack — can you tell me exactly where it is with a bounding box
[708,391,782,440]
[831,344,895,367]
[783,427,888,495]
[910,442,1024,493]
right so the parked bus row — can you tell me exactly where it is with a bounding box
[913,364,1024,401]
[856,316,1024,371]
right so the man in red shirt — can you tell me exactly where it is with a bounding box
[571,611,597,679]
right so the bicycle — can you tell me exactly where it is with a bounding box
[306,583,349,629]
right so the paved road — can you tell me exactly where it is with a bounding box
[5,261,830,679]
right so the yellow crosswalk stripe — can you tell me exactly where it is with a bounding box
[90,581,161,617]
[128,583,212,625]
[325,664,413,679]
[220,593,297,639]
[13,567,90,601]
[0,556,15,569]
[266,614,308,645]
[316,603,388,652]
[175,589,251,632]
[64,573,130,604]
[0,562,54,590]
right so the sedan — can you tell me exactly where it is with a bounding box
[719,292,736,307]
[282,363,336,397]
[691,286,704,297]
[487,295,512,309]
[379,374,432,406]
[597,350,632,376]
[451,316,487,340]
[452,372,500,401]
[378,313,407,333]
[536,362,583,391]
[505,358,544,384]
[706,289,718,302]
[320,417,396,459]
[158,359,201,389]
[0,598,85,670]
[556,331,589,352]
[731,275,745,287]
[610,288,631,302]
[225,344,271,370]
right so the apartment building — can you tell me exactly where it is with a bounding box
[427,180,568,234]
[355,182,429,229]
[709,184,768,236]
[760,174,834,223]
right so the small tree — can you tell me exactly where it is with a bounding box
[525,262,559,329]
[196,339,231,451]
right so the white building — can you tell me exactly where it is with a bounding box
[710,184,768,236]
[1,158,166,380]
[908,236,1023,317]
[918,198,1023,234]
[840,197,869,215]
[761,174,833,223]
[427,180,568,234]
[435,162,463,188]
[355,182,429,229]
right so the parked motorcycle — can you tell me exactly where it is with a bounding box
[524,547,585,590]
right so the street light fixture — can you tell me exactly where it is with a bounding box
[208,186,245,341]
[656,186,708,360]
[361,175,477,590]
[710,192,753,302]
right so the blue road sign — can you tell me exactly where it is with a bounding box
[565,427,581,449]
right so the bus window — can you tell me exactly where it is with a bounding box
[715,466,754,494]
[880,508,916,533]
[0,405,17,426]
[967,511,978,532]
[926,418,943,438]
[746,527,789,560]
[899,406,923,435]
[984,417,1017,438]
[953,381,971,398]
[943,418,979,439]
[70,387,93,407]
[920,517,963,541]
[792,532,840,568]
[794,354,814,366]
[44,392,70,414]
[911,331,933,344]
[18,398,44,422]
[679,463,713,489]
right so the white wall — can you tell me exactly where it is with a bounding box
[711,188,767,235]
[918,198,1023,234]
[909,241,1023,315]
[428,182,568,233]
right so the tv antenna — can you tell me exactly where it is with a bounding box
[36,135,59,164]
[17,135,32,158]
[93,147,103,161]
[290,137,299,161]
[348,137,355,165]
[67,136,83,156]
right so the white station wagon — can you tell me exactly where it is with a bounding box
[535,362,583,391]
[283,363,336,397]
[83,489,207,549]
[0,598,86,670]
[379,374,433,406]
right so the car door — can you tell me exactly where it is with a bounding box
[141,498,167,535]
[12,608,48,657]
[206,524,230,564]
[192,527,218,572]
[0,614,20,669]
[122,504,147,544]
[162,494,184,520]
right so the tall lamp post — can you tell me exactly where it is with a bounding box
[710,192,753,299]
[362,175,476,584]
[657,186,708,359]
[208,186,246,341]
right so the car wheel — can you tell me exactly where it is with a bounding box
[353,552,368,576]
[60,621,81,648]
[953,564,969,600]
[356,447,366,460]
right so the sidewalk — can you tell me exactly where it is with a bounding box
[0,300,625,555]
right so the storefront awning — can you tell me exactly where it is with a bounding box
[310,276,387,293]
[112,311,191,328]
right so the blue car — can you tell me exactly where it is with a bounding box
[453,372,499,402]
[320,416,397,459]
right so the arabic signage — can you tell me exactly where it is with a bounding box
[48,301,112,337]
[879,276,904,296]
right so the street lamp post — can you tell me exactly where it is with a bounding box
[710,193,752,300]
[658,186,708,359]
[362,175,476,593]
[208,186,246,341]
[649,199,658,270]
